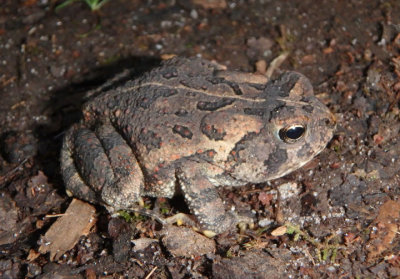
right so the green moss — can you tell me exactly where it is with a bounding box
[284,223,343,264]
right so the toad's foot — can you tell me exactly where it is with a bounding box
[165,213,198,228]
[236,214,255,234]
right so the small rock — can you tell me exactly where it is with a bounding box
[38,263,83,279]
[22,10,46,25]
[108,217,130,239]
[277,182,299,200]
[131,238,163,266]
[26,262,42,278]
[255,60,267,75]
[329,174,366,207]
[113,232,132,263]
[190,9,198,19]
[212,250,288,279]
[0,131,37,163]
[0,259,21,279]
[50,65,66,78]
[132,238,158,252]
[246,37,274,59]
[0,193,19,245]
[161,226,215,257]
[258,217,274,228]
[366,62,383,91]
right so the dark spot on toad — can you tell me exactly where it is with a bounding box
[227,82,243,95]
[175,109,188,117]
[206,77,225,85]
[197,98,235,111]
[138,128,162,150]
[173,125,193,139]
[161,69,178,79]
[200,122,226,141]
[300,96,311,102]
[269,103,298,120]
[138,87,178,109]
[263,147,288,172]
[297,142,312,157]
[264,73,301,98]
[248,83,266,91]
[302,105,314,113]
[159,88,178,97]
[179,79,204,90]
[244,107,268,117]
[191,149,217,162]
[228,132,258,162]
[186,91,197,97]
[139,97,152,109]
[206,77,243,95]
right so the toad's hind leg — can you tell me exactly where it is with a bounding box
[61,125,100,204]
[95,124,145,209]
[61,124,145,209]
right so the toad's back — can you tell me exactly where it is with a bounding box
[81,58,325,174]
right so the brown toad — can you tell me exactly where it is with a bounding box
[61,57,335,234]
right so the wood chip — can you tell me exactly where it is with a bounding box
[39,199,96,261]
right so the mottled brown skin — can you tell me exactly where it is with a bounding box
[61,57,336,233]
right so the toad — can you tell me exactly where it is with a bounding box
[61,57,335,234]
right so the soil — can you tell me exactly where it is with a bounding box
[1,0,400,278]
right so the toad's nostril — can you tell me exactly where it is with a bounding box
[325,113,336,127]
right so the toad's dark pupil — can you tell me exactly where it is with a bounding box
[279,125,306,143]
[286,126,305,139]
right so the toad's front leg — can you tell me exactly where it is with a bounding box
[175,161,237,235]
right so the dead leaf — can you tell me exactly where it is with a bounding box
[265,52,289,78]
[258,192,273,206]
[39,199,96,261]
[271,226,287,237]
[367,200,400,260]
[27,249,40,261]
[161,54,176,60]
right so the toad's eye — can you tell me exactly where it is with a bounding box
[279,125,306,143]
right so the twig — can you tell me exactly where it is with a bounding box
[45,213,66,218]
[144,266,157,279]
[0,157,29,185]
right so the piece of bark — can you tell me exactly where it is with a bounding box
[39,199,96,261]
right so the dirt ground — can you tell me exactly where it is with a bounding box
[1,0,400,278]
